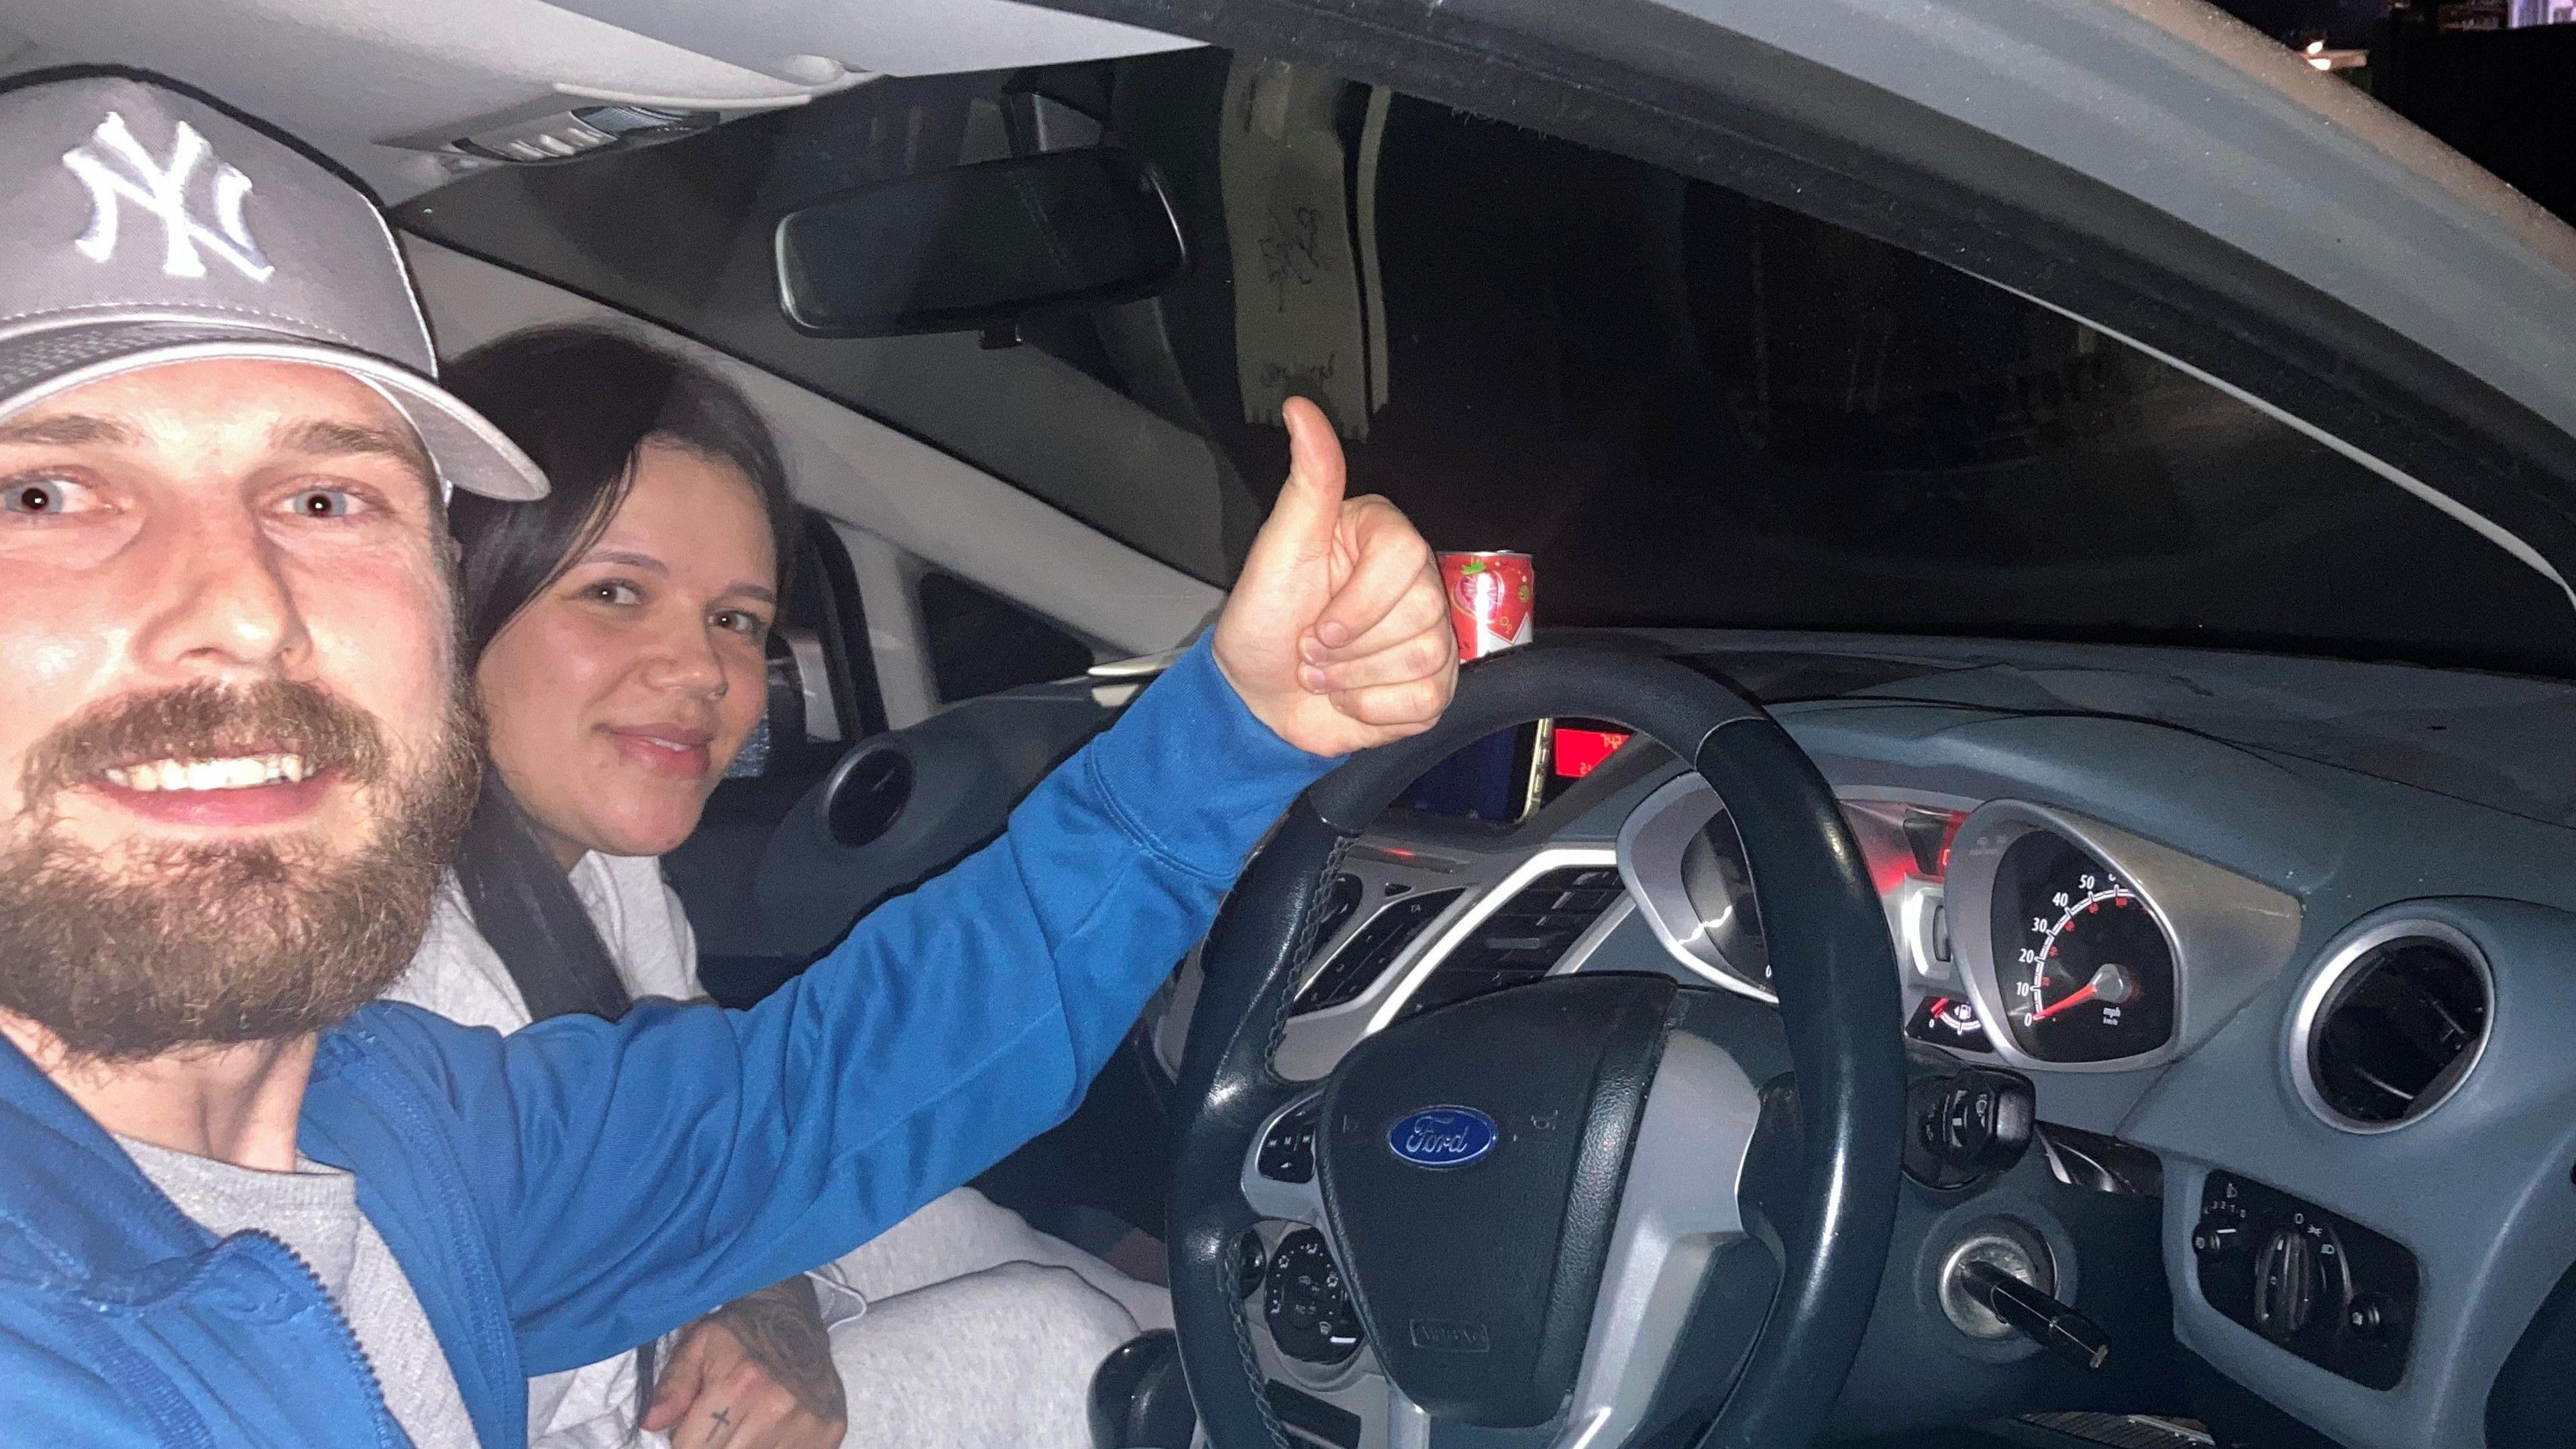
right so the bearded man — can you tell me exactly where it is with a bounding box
[0,75,1457,1447]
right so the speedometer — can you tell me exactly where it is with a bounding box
[1988,830,2176,1062]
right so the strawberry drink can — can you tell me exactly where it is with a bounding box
[1438,551,1535,660]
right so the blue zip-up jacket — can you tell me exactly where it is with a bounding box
[0,639,1334,1448]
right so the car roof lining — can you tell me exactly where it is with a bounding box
[0,0,1197,203]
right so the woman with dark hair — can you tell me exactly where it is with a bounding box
[383,327,1164,1449]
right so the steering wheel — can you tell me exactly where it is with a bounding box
[1168,645,1906,1449]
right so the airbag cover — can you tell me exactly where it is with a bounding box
[1316,973,1676,1425]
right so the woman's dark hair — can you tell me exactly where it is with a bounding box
[435,326,800,1026]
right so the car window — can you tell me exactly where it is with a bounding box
[727,513,888,776]
[918,570,1097,700]
[398,48,2576,679]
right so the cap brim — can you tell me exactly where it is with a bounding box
[0,320,548,501]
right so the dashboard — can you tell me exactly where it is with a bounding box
[1146,635,2576,1449]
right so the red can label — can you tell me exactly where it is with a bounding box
[1438,551,1534,660]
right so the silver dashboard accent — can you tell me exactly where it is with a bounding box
[1386,1389,1432,1449]
[1358,845,1625,1035]
[1614,774,1776,1003]
[1175,842,1638,1085]
[1617,775,1968,1002]
[1890,875,1953,988]
[1945,800,2303,1073]
[2286,916,2493,1135]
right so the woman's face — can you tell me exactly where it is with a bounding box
[477,440,777,866]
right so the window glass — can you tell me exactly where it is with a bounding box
[918,572,1097,700]
[1126,74,2573,676]
[726,515,887,777]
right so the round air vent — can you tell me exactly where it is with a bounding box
[824,743,914,849]
[2295,922,2491,1132]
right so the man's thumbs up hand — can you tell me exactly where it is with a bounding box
[1212,397,1458,757]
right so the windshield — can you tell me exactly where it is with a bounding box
[398,48,2576,678]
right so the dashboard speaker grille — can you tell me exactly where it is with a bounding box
[2307,934,2489,1128]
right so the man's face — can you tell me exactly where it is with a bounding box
[0,359,482,1061]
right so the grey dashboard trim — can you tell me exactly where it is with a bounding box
[2133,898,2576,1449]
[2285,916,2494,1136]
[1945,800,2304,1073]
[1357,845,1625,1035]
[1615,774,1777,1004]
[1615,774,1972,1004]
[1263,844,1629,1082]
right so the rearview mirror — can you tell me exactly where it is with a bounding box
[775,148,1187,337]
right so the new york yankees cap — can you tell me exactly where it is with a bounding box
[0,74,547,501]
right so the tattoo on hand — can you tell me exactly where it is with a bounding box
[706,1276,847,1423]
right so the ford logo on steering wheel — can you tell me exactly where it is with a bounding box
[1386,1106,1498,1169]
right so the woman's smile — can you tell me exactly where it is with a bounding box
[599,721,716,779]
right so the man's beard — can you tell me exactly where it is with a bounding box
[0,675,482,1063]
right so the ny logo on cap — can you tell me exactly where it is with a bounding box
[62,111,274,283]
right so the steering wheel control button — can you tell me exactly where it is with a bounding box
[1234,1232,1270,1299]
[1264,1229,1363,1364]
[1385,1106,1498,1169]
[1258,1102,1322,1183]
[2194,1171,2417,1389]
[1295,886,1463,1015]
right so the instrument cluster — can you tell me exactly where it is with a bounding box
[1619,782,2302,1072]
[1988,828,2178,1063]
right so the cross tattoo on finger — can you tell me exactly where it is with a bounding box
[712,1409,732,1428]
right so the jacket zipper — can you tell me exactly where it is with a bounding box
[239,1229,405,1449]
[330,1026,523,1407]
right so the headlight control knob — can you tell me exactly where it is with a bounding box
[2253,1226,2319,1340]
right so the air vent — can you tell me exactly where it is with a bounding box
[1399,865,1623,1020]
[1295,888,1462,1014]
[2300,926,2491,1131]
[824,745,912,849]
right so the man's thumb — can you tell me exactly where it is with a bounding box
[1267,396,1348,548]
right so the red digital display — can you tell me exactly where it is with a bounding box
[1552,727,1632,779]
